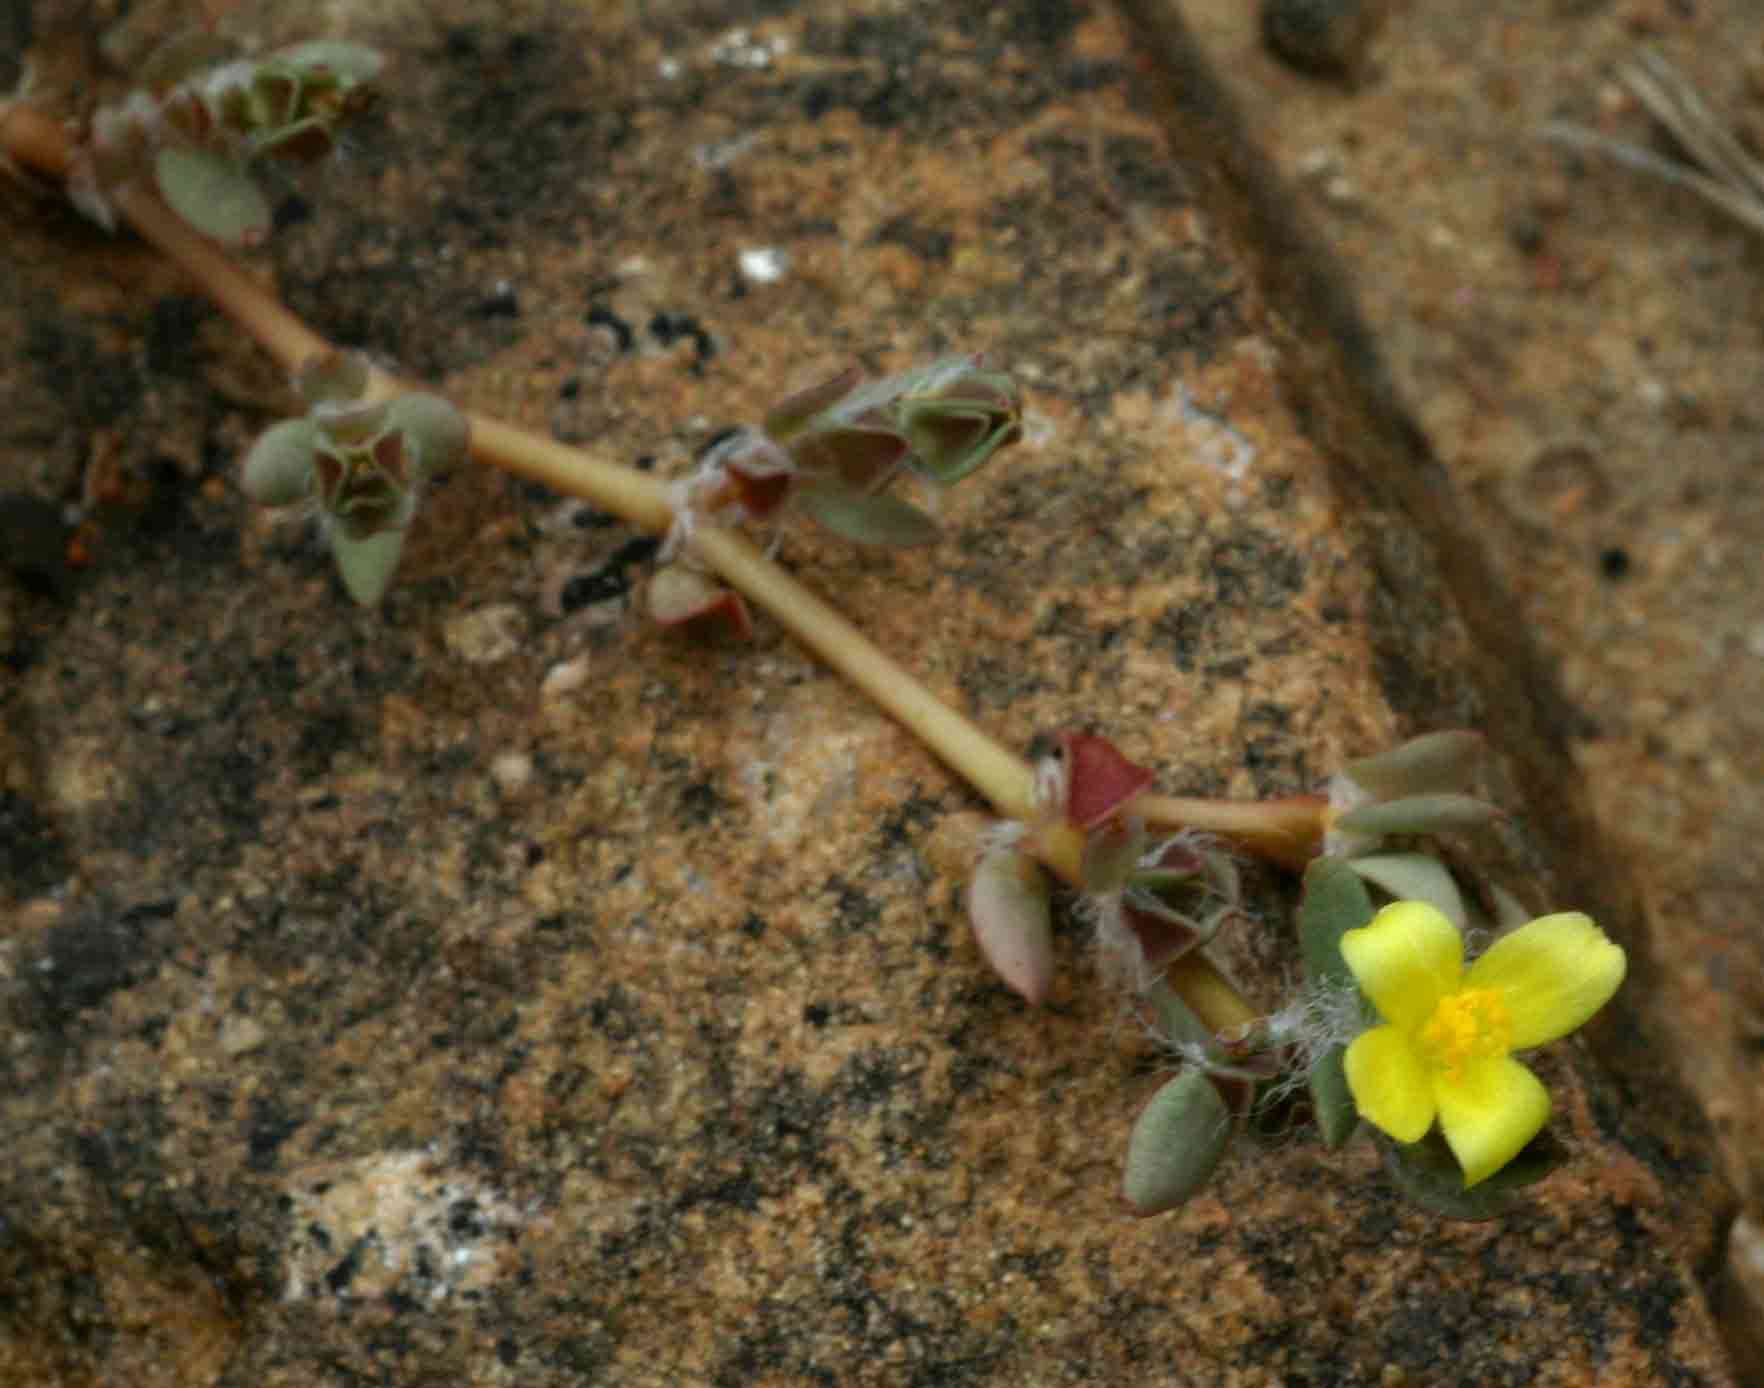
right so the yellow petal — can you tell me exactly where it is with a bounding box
[1344,1024,1435,1143]
[1434,1055,1551,1187]
[1339,901,1462,1032]
[1464,912,1627,1049]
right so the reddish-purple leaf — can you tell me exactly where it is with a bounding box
[1061,733,1155,829]
[648,565,754,639]
[1120,899,1202,973]
[967,847,1055,1005]
[725,456,795,521]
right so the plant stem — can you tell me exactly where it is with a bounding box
[4,106,1324,1035]
[1138,793,1326,871]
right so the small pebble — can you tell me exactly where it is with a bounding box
[491,751,534,794]
[541,655,591,697]
[738,246,790,284]
[443,604,524,664]
[220,1016,268,1056]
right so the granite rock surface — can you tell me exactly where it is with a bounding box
[0,0,1738,1383]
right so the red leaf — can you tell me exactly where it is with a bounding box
[1061,733,1155,829]
[648,566,754,639]
[1120,899,1200,973]
[725,458,794,520]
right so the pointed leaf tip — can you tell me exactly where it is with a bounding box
[330,526,406,606]
[1342,731,1486,801]
[1332,793,1504,839]
[1061,733,1156,830]
[1348,853,1468,930]
[796,481,940,547]
[1298,856,1376,988]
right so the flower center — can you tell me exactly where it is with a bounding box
[1419,988,1512,1079]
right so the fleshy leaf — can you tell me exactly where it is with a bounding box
[1122,1070,1233,1215]
[1308,1046,1358,1149]
[1061,733,1155,830]
[1129,836,1208,894]
[966,847,1055,1004]
[1332,793,1503,839]
[272,39,387,86]
[384,394,470,475]
[241,418,318,506]
[788,426,912,491]
[1298,855,1376,988]
[153,146,271,246]
[648,564,754,638]
[296,350,373,409]
[1120,896,1205,973]
[330,526,405,606]
[894,359,1022,483]
[1378,1127,1564,1221]
[724,452,797,521]
[1341,731,1485,801]
[763,365,864,442]
[1487,882,1533,930]
[1347,852,1468,931]
[795,481,940,547]
[900,402,1021,485]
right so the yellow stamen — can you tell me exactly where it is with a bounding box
[1418,988,1511,1080]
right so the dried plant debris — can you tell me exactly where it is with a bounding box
[1543,47,1764,240]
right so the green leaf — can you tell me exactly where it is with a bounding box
[271,39,387,86]
[1340,731,1484,801]
[1298,856,1375,988]
[899,402,1021,485]
[152,147,271,246]
[1346,852,1468,930]
[1307,1046,1358,1149]
[1122,1070,1233,1215]
[1486,882,1534,930]
[384,394,471,475]
[296,351,373,409]
[241,418,318,506]
[329,526,406,606]
[795,481,940,547]
[788,426,911,490]
[1379,1128,1565,1220]
[1332,793,1503,839]
[762,365,864,442]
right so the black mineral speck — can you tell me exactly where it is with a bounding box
[560,568,630,612]
[473,282,521,318]
[586,304,635,352]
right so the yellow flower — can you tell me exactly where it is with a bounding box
[1341,901,1626,1187]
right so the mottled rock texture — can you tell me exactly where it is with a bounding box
[0,0,1738,1383]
